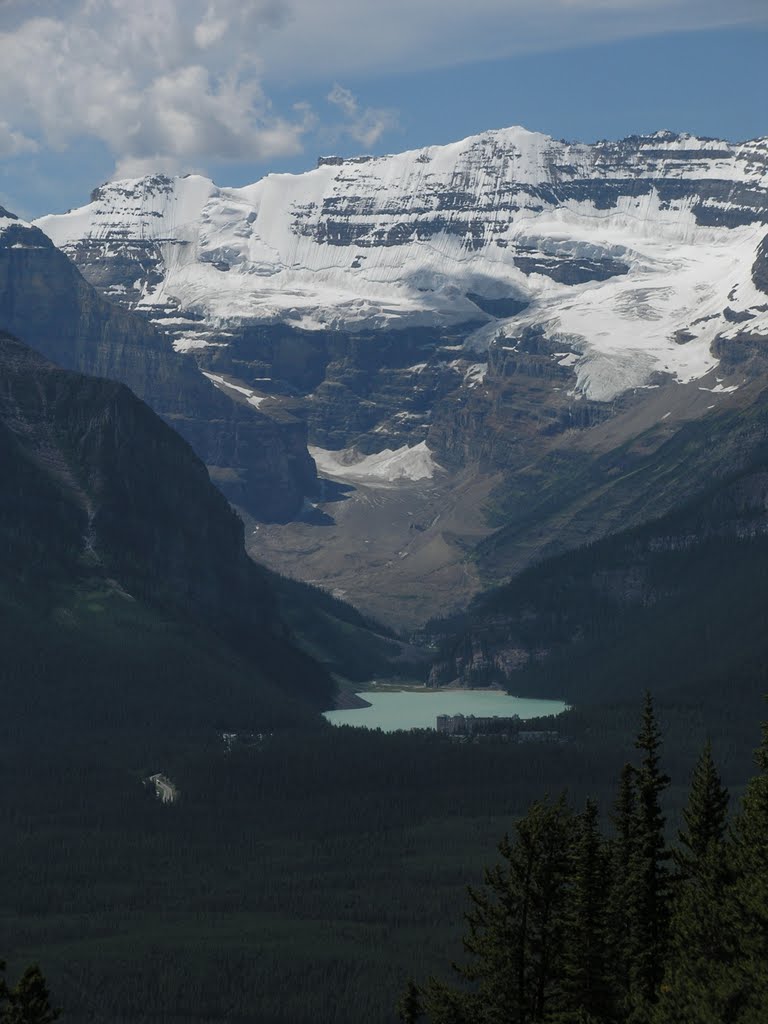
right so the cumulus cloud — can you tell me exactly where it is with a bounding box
[0,1,305,174]
[0,121,38,159]
[0,0,766,175]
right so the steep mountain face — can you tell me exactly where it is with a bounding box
[0,329,337,730]
[0,329,418,702]
[0,208,315,521]
[31,129,768,624]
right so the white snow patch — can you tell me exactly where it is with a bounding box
[698,383,740,394]
[556,352,580,367]
[173,335,218,352]
[202,371,267,408]
[310,441,441,484]
[0,210,27,236]
[152,316,204,326]
[463,362,487,387]
[0,209,48,248]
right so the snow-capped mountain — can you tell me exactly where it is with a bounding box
[28,127,768,625]
[36,126,768,402]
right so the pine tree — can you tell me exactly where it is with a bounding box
[624,694,671,1024]
[1,965,59,1024]
[557,800,612,1024]
[730,719,768,1023]
[405,699,768,1024]
[422,797,574,1024]
[605,762,637,1014]
[654,741,740,1024]
[675,740,730,877]
[397,979,425,1023]
[420,979,474,1024]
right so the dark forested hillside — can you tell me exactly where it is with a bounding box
[428,420,768,718]
[0,329,336,732]
[0,216,315,521]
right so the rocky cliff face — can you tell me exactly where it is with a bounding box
[1,330,264,612]
[752,233,768,295]
[0,212,315,521]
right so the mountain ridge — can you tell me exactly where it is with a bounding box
[426,389,768,705]
[0,213,316,521]
[33,125,768,418]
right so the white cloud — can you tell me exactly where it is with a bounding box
[0,1,306,177]
[0,0,765,179]
[0,121,38,158]
[326,85,398,149]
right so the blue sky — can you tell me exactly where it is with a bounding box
[1,1,767,219]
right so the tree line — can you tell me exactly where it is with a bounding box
[403,694,768,1023]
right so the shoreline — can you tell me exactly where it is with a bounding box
[361,682,512,695]
[356,683,565,699]
[330,689,374,710]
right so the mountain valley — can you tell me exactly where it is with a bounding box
[0,327,424,748]
[4,121,768,1024]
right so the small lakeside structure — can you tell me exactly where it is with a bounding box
[436,712,520,736]
[435,713,560,742]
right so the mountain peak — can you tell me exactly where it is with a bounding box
[33,123,768,404]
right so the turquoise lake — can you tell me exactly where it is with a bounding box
[324,689,567,732]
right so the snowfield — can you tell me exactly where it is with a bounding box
[310,442,442,484]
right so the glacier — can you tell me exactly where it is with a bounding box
[35,125,768,403]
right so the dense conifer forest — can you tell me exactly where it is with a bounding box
[406,696,768,1022]
[3,687,768,1023]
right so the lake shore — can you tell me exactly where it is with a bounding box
[324,688,567,732]
[361,681,513,695]
[331,689,374,710]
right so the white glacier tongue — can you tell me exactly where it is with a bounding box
[310,442,442,484]
[34,127,768,401]
[201,371,267,409]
